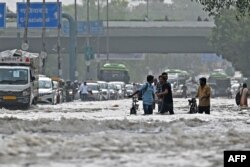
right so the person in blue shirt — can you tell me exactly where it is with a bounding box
[129,75,155,115]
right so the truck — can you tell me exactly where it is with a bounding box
[208,71,231,97]
[98,63,130,84]
[0,49,40,109]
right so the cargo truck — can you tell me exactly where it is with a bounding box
[0,49,40,109]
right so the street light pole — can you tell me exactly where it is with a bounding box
[146,0,149,20]
[97,0,101,78]
[74,0,78,80]
[147,0,148,18]
[23,0,30,51]
[41,0,47,75]
[87,0,90,47]
[86,0,90,80]
[57,0,62,78]
[106,0,109,63]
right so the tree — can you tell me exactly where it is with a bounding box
[195,0,250,81]
[210,9,250,79]
[194,0,250,16]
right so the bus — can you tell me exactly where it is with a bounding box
[98,63,130,83]
[165,69,190,87]
[208,71,231,97]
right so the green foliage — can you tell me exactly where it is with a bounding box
[194,0,250,16]
[194,0,250,78]
[211,9,250,77]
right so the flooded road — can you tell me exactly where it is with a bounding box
[0,98,249,167]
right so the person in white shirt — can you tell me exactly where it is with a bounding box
[79,82,89,101]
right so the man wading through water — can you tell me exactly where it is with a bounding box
[196,77,211,114]
[156,72,174,115]
[129,75,155,115]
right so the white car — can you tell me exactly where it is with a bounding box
[87,83,102,101]
[97,81,110,100]
[38,76,57,104]
[109,81,126,99]
[108,83,119,100]
[125,84,134,97]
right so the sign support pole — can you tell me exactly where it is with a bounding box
[74,0,78,80]
[41,0,47,75]
[57,0,62,78]
[86,0,90,80]
[22,0,30,51]
[97,0,101,80]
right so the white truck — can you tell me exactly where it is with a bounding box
[0,49,40,109]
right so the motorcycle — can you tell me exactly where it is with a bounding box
[130,96,139,115]
[188,98,198,114]
[65,88,74,102]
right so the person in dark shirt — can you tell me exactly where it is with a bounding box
[156,73,174,115]
[156,76,163,113]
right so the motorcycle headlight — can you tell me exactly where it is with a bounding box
[69,90,73,94]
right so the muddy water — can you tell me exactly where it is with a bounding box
[0,98,249,167]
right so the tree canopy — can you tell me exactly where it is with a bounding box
[195,0,250,16]
[211,9,250,78]
[194,0,250,81]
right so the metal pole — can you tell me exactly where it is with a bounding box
[98,0,100,20]
[57,0,62,78]
[23,0,30,48]
[106,0,109,63]
[62,13,76,82]
[42,0,46,75]
[74,0,78,80]
[147,0,149,20]
[97,0,100,78]
[87,0,90,46]
[86,0,90,80]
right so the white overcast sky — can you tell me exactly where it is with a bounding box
[0,0,83,12]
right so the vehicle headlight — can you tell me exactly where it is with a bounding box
[22,88,31,96]
[47,91,53,94]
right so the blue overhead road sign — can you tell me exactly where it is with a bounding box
[17,2,61,28]
[63,21,104,35]
[0,3,6,28]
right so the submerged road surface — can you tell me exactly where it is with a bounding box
[0,98,249,167]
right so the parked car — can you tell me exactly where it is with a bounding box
[125,84,134,97]
[97,81,110,100]
[87,82,102,101]
[38,75,57,104]
[108,83,119,100]
[109,81,126,99]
